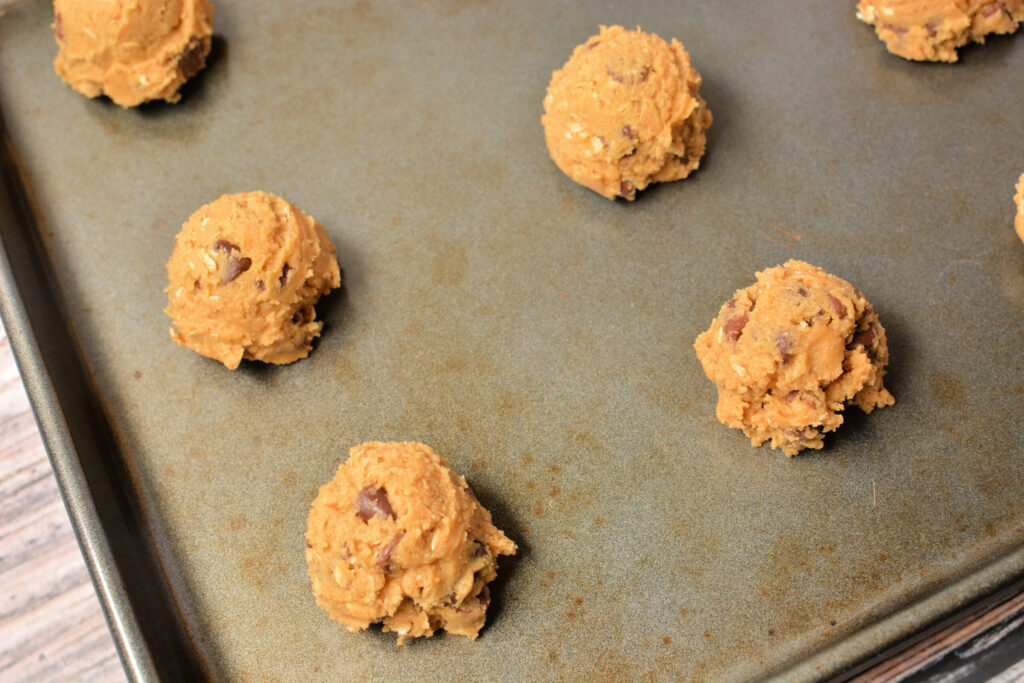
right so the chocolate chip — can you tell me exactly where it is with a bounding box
[587,40,601,50]
[825,293,847,320]
[472,541,488,558]
[775,332,795,360]
[620,179,635,199]
[279,264,292,288]
[212,239,239,254]
[722,313,749,344]
[355,485,395,522]
[54,13,64,41]
[607,65,650,86]
[178,39,206,79]
[291,306,313,327]
[621,125,636,140]
[853,326,876,349]
[256,280,265,292]
[222,256,251,284]
[797,287,809,297]
[784,391,800,403]
[770,331,794,362]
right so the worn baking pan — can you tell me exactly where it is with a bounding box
[1,1,1022,680]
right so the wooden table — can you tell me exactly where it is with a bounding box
[0,324,123,682]
[1,318,1022,682]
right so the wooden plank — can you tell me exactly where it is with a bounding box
[0,327,124,682]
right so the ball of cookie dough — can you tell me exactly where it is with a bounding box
[856,0,1024,62]
[694,260,895,456]
[165,191,341,369]
[542,25,713,201]
[52,0,214,107]
[306,442,517,643]
[1015,173,1024,244]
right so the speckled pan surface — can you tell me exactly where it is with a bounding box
[0,1,1022,680]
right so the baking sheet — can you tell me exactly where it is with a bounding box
[1,1,1023,680]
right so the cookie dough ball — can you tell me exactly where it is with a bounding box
[53,0,214,107]
[542,25,713,201]
[165,191,341,369]
[306,442,517,643]
[694,260,895,456]
[856,0,1024,62]
[1016,173,1024,244]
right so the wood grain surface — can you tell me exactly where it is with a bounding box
[0,323,124,682]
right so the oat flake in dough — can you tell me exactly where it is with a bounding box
[52,0,214,107]
[165,191,340,369]
[856,0,1024,62]
[542,25,712,201]
[306,442,517,643]
[695,260,894,456]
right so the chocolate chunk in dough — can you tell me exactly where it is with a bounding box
[52,0,214,107]
[542,25,713,201]
[306,442,517,643]
[856,0,1024,62]
[165,191,341,369]
[694,260,894,456]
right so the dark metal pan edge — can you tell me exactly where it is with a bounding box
[0,110,208,682]
[781,543,1024,681]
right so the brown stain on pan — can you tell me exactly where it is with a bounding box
[685,531,908,674]
[431,241,469,286]
[637,365,694,416]
[929,371,966,411]
[239,543,284,591]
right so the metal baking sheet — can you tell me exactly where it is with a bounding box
[1,1,1022,680]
